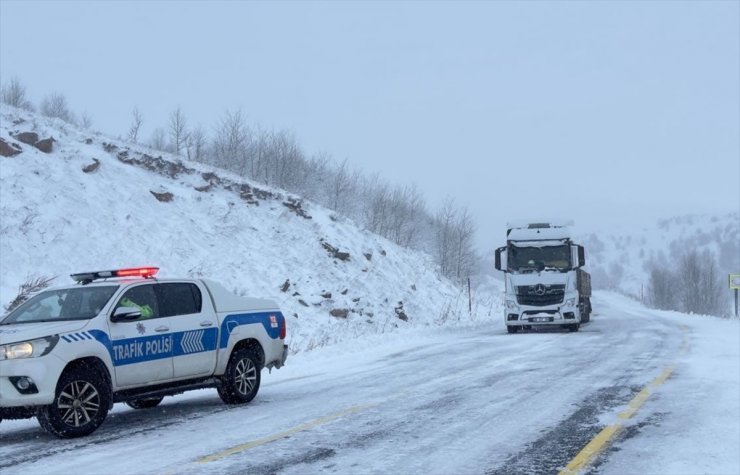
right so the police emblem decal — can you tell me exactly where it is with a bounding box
[136,322,146,334]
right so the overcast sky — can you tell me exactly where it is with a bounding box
[1,1,738,249]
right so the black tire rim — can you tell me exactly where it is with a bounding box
[56,380,101,428]
[234,358,257,396]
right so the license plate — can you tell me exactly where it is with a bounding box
[531,317,551,322]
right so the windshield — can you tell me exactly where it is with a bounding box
[1,286,119,324]
[507,244,571,273]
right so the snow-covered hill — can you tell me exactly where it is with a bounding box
[0,105,501,352]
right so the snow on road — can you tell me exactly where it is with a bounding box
[1,292,738,475]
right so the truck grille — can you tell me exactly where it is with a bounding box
[516,284,565,306]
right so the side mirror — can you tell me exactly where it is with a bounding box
[578,245,585,268]
[111,306,142,322]
[494,247,506,272]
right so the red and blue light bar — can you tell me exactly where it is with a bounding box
[71,267,159,284]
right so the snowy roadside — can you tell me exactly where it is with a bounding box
[596,293,740,475]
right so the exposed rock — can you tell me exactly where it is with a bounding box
[380,249,387,256]
[13,132,38,145]
[330,308,349,318]
[13,132,39,145]
[321,240,350,261]
[340,289,348,295]
[352,297,360,303]
[394,301,408,321]
[283,197,312,219]
[34,137,54,153]
[364,252,372,261]
[82,158,100,173]
[292,291,301,297]
[85,138,93,144]
[195,183,213,192]
[321,292,332,299]
[298,299,309,307]
[150,190,174,202]
[411,284,417,291]
[103,142,118,153]
[280,279,290,292]
[0,138,22,157]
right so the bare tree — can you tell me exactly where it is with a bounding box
[186,125,208,162]
[1,76,33,110]
[40,92,76,123]
[80,111,93,129]
[150,127,167,151]
[212,109,249,170]
[168,106,188,155]
[128,107,143,143]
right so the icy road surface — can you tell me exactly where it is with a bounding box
[1,292,738,475]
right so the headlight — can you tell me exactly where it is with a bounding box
[565,298,576,307]
[0,336,59,360]
[506,300,518,309]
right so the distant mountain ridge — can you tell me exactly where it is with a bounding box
[579,213,739,307]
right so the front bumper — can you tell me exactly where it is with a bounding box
[505,303,580,327]
[0,353,66,408]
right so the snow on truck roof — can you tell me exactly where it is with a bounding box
[507,224,573,241]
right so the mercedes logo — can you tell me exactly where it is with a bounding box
[535,284,546,295]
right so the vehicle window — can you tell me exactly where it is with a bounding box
[156,283,202,317]
[114,284,159,320]
[2,286,119,324]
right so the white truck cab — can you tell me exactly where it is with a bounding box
[495,222,591,333]
[0,267,288,438]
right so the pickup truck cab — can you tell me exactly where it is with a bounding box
[0,267,288,438]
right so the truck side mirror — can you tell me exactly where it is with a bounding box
[111,306,142,322]
[578,245,585,268]
[495,247,506,272]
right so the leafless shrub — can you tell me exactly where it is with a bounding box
[40,92,76,124]
[1,76,34,110]
[4,275,56,313]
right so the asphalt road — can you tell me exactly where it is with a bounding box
[0,296,686,475]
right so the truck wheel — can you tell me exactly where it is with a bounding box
[218,349,261,405]
[126,396,164,409]
[568,324,580,332]
[37,367,110,438]
[507,326,519,334]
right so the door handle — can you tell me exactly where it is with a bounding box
[200,321,214,327]
[155,326,169,332]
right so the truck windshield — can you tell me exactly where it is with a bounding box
[1,286,119,324]
[508,244,571,273]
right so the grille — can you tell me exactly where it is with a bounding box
[516,284,565,306]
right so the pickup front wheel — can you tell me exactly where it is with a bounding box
[218,349,261,404]
[37,366,111,438]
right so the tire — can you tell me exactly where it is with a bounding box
[506,326,519,334]
[126,396,164,409]
[218,349,261,405]
[37,367,110,438]
[568,323,580,332]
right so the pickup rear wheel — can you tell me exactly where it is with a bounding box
[126,396,164,409]
[218,349,261,404]
[37,366,110,438]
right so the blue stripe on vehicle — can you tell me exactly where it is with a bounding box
[218,311,284,349]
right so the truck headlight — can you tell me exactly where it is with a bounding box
[565,298,576,307]
[506,300,519,309]
[0,336,59,360]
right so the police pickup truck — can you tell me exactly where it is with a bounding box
[0,267,288,438]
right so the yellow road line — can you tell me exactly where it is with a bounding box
[197,402,377,464]
[559,365,675,475]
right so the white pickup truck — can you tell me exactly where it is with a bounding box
[0,267,288,438]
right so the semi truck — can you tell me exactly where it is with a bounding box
[494,221,591,333]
